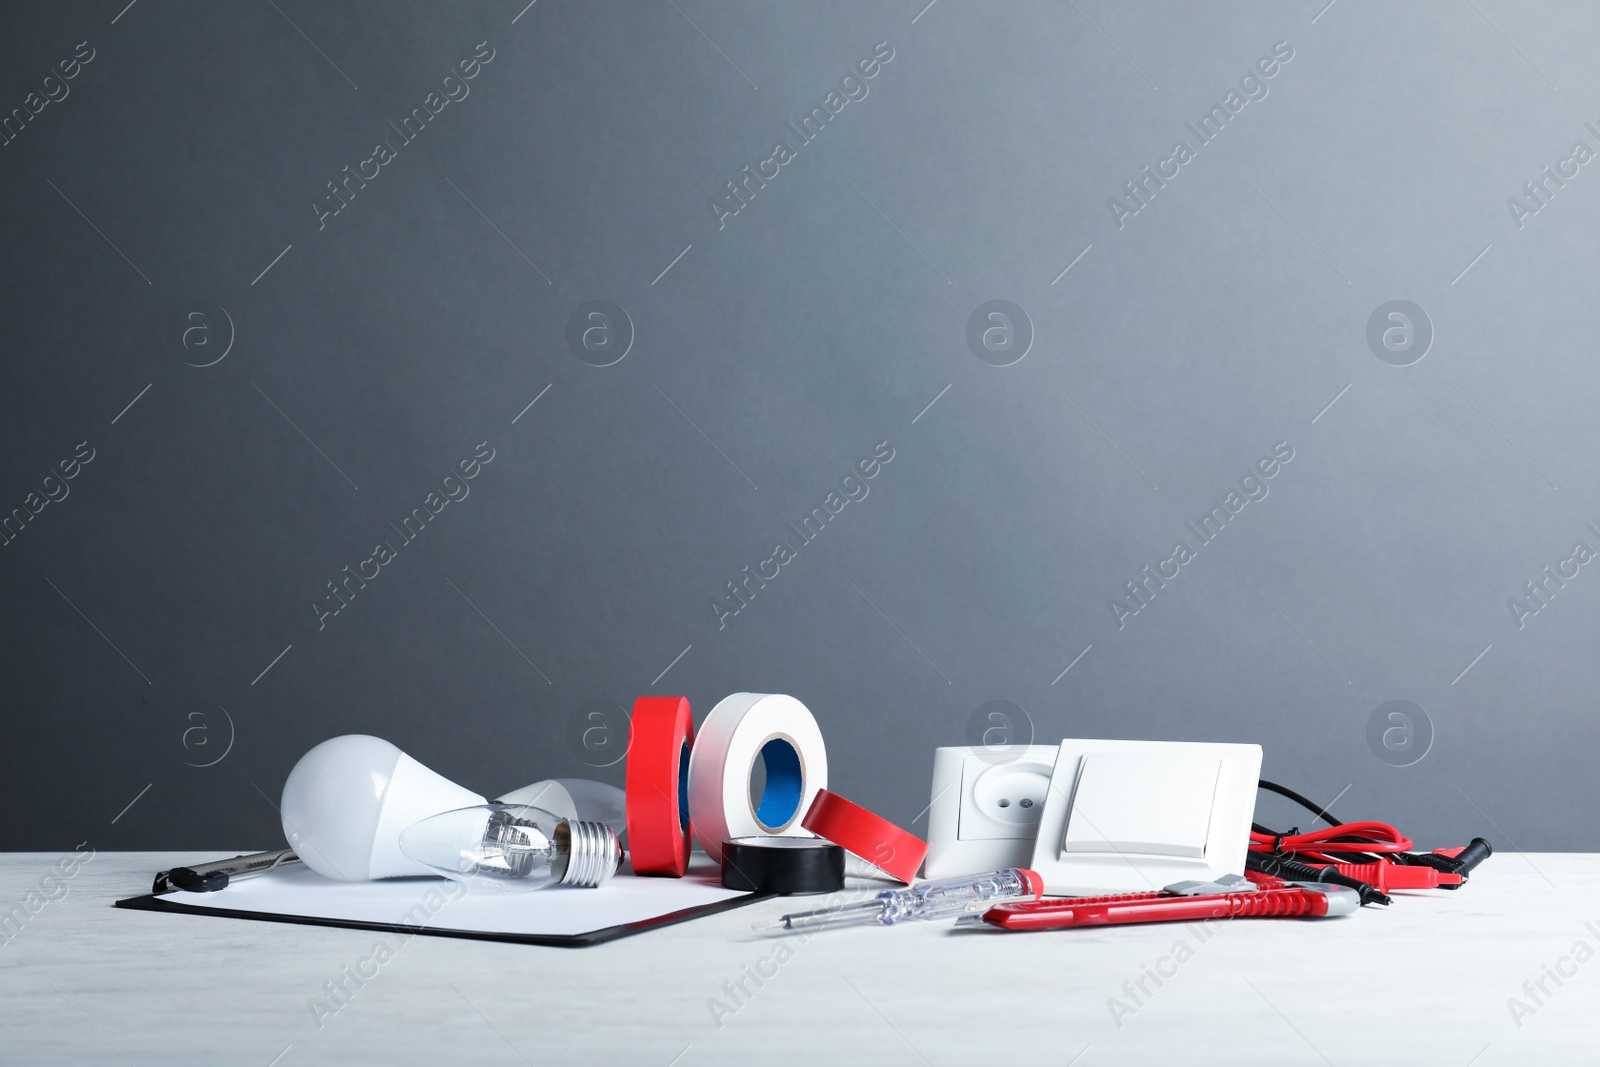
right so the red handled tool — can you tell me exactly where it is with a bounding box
[960,879,1359,932]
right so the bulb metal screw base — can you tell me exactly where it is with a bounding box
[557,820,623,887]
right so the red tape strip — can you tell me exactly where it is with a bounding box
[801,788,928,884]
[626,696,694,877]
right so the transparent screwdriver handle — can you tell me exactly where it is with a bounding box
[879,868,1034,924]
[758,868,1038,932]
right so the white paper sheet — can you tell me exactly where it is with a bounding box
[160,856,752,939]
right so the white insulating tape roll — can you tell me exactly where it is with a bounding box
[686,693,828,864]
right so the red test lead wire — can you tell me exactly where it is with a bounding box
[1248,821,1414,861]
[1327,860,1461,891]
[1252,780,1492,896]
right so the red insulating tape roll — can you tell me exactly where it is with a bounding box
[626,696,694,877]
[801,788,929,884]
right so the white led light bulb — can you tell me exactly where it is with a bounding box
[279,735,486,881]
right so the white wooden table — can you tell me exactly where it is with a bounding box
[1,852,1594,1065]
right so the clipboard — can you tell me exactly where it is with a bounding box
[115,856,767,947]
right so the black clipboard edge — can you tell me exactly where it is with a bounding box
[113,887,772,948]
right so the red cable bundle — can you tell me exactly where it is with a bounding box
[1248,821,1414,863]
[1250,780,1492,898]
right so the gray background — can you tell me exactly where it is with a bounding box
[1,0,1592,853]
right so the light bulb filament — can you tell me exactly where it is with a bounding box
[477,809,554,879]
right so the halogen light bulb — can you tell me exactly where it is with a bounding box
[496,779,626,839]
[399,803,622,891]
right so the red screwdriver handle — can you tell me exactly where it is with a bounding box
[983,887,1329,931]
[1003,889,1171,907]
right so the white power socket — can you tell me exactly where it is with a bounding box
[923,746,1061,878]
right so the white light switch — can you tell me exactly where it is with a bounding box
[1029,739,1262,894]
[1062,753,1219,858]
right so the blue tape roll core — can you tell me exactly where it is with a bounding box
[754,737,804,830]
[677,740,691,832]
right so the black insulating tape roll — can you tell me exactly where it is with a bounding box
[720,837,846,894]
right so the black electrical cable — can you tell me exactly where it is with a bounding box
[1257,779,1344,828]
